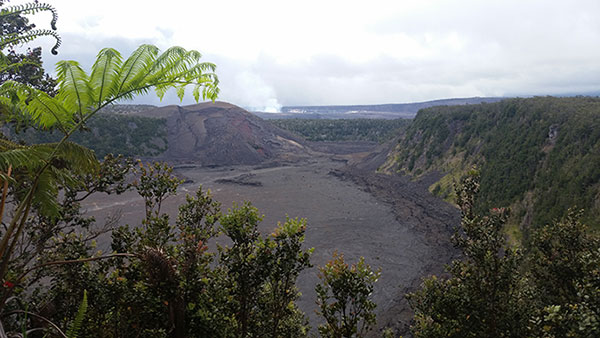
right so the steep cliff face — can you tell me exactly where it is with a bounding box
[133,101,310,166]
[380,97,600,230]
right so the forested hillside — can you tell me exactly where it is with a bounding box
[384,96,600,232]
[12,113,168,158]
[270,118,410,143]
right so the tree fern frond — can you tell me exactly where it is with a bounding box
[146,47,194,82]
[0,81,71,130]
[47,141,99,175]
[32,169,60,217]
[0,29,61,55]
[0,140,97,178]
[115,44,159,95]
[201,76,220,101]
[175,84,186,101]
[0,147,48,172]
[0,138,25,152]
[192,85,201,102]
[0,2,60,54]
[153,83,169,101]
[47,166,84,192]
[0,2,58,29]
[90,48,122,107]
[28,92,72,131]
[0,172,15,186]
[66,290,87,338]
[56,61,92,118]
[185,62,217,80]
[2,44,220,132]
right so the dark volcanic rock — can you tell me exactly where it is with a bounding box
[133,101,310,166]
[215,173,263,186]
[331,133,460,336]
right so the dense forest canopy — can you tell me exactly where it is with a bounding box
[11,113,168,158]
[387,96,600,231]
[270,118,410,143]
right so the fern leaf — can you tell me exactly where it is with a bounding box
[0,80,72,130]
[48,141,99,175]
[32,169,60,218]
[0,148,44,171]
[0,3,60,54]
[0,2,58,29]
[146,47,191,84]
[56,61,92,118]
[66,290,88,338]
[0,139,50,172]
[114,44,159,97]
[175,84,186,101]
[0,29,61,54]
[89,48,122,107]
[1,44,220,130]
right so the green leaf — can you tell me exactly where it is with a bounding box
[56,60,92,118]
[90,48,123,107]
[66,290,88,338]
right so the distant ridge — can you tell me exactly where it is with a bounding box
[257,97,506,119]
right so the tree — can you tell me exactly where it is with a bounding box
[407,170,600,337]
[218,204,312,337]
[0,44,219,335]
[527,210,600,337]
[256,217,313,337]
[1,47,57,94]
[407,170,531,337]
[18,161,313,337]
[0,1,59,96]
[315,252,380,338]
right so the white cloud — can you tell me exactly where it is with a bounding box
[15,0,600,107]
[226,71,282,112]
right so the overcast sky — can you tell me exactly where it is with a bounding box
[19,0,600,111]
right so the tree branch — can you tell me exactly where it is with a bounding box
[2,310,67,338]
[16,253,136,284]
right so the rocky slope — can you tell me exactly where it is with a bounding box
[130,101,311,166]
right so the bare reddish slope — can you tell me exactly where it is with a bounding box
[134,101,310,165]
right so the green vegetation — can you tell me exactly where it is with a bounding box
[390,96,600,230]
[0,2,61,55]
[35,163,314,337]
[271,118,409,143]
[316,253,380,338]
[409,171,600,337]
[0,29,220,334]
[0,154,379,337]
[0,24,381,335]
[14,112,168,158]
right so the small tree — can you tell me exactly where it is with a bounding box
[218,205,312,338]
[407,170,531,337]
[256,217,313,337]
[527,209,600,337]
[315,252,380,338]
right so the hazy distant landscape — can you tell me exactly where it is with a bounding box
[255,97,505,119]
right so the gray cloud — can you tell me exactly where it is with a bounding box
[34,1,600,108]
